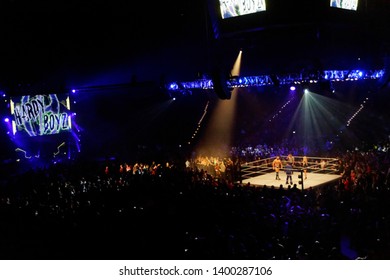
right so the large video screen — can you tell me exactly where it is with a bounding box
[10,94,72,137]
[330,0,358,11]
[219,0,266,19]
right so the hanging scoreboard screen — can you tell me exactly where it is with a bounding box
[330,0,358,11]
[10,94,72,137]
[219,0,266,19]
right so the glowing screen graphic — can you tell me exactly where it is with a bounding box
[10,94,72,137]
[219,0,266,19]
[330,0,358,11]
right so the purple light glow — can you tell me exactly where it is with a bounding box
[4,117,9,122]
[169,83,178,90]
[290,86,296,91]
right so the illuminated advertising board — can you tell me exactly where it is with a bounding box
[330,0,358,11]
[219,0,266,19]
[10,94,72,137]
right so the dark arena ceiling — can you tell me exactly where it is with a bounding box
[0,0,388,89]
[0,0,389,163]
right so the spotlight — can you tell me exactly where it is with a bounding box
[270,74,280,87]
[211,69,231,100]
[290,86,296,91]
[304,89,309,94]
[4,117,9,123]
[169,83,178,90]
[72,89,76,93]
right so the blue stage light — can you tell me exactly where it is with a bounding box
[166,69,384,92]
[169,83,178,90]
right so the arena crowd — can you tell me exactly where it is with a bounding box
[1,139,389,260]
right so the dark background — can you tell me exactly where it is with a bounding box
[0,0,388,88]
[0,0,389,162]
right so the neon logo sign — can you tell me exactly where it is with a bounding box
[11,94,72,137]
